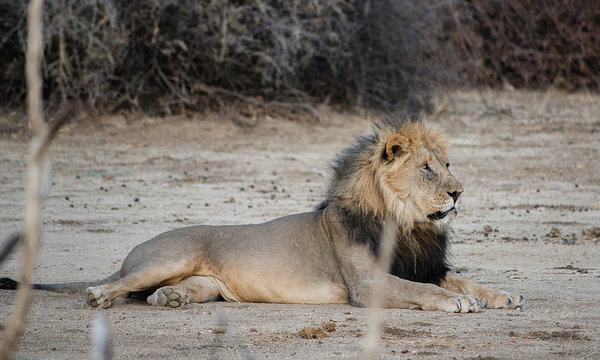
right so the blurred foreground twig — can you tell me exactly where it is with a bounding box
[361,219,398,359]
[0,0,71,356]
[0,0,46,355]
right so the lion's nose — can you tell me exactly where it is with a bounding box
[448,191,462,203]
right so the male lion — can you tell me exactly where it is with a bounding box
[1,113,525,312]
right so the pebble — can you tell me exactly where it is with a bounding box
[548,227,561,238]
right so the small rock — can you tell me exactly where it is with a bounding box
[230,113,258,128]
[549,227,561,238]
[562,237,575,245]
[483,225,493,233]
[212,327,227,334]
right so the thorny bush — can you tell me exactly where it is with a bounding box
[0,0,598,116]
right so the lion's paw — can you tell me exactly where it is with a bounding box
[86,286,112,309]
[453,294,482,313]
[147,287,189,308]
[426,293,481,313]
[440,294,482,313]
[486,291,526,310]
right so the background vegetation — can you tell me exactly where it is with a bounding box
[1,0,598,116]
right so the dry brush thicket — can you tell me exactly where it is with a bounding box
[1,0,598,115]
[446,0,600,90]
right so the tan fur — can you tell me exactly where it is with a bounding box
[17,114,524,312]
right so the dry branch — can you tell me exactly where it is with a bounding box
[0,232,21,266]
[0,2,73,357]
[361,219,398,359]
[0,0,46,355]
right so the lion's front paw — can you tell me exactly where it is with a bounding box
[486,291,526,310]
[425,294,482,313]
[451,294,482,313]
[86,286,112,309]
[147,287,189,308]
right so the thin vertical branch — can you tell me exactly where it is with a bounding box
[361,219,397,360]
[0,0,46,358]
[26,0,44,134]
[0,232,22,265]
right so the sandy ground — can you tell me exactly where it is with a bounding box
[1,90,599,359]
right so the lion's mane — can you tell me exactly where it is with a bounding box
[317,113,451,285]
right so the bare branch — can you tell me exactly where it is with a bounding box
[0,4,74,358]
[0,232,21,266]
[361,219,398,360]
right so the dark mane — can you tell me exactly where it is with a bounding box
[391,225,451,285]
[335,206,450,285]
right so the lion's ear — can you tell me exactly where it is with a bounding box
[384,134,410,161]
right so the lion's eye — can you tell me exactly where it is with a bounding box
[446,163,450,168]
[422,164,431,171]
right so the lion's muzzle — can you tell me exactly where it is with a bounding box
[427,207,457,220]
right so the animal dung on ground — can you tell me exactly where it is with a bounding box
[298,326,328,339]
[322,321,336,332]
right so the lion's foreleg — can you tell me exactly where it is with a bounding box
[385,275,482,313]
[440,273,526,309]
[351,274,481,313]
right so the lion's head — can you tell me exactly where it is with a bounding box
[321,113,463,231]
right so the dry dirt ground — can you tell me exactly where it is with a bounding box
[1,90,599,359]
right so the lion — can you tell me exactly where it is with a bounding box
[0,113,525,312]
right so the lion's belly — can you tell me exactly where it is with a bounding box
[213,273,349,304]
[191,211,349,304]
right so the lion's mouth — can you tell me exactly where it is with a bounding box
[427,207,457,220]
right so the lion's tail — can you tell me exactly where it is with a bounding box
[0,271,121,294]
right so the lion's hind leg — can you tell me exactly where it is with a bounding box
[86,263,197,309]
[86,282,127,309]
[147,276,220,308]
[85,274,154,309]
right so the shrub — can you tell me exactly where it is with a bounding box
[0,0,437,115]
[2,0,597,116]
[445,0,600,90]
